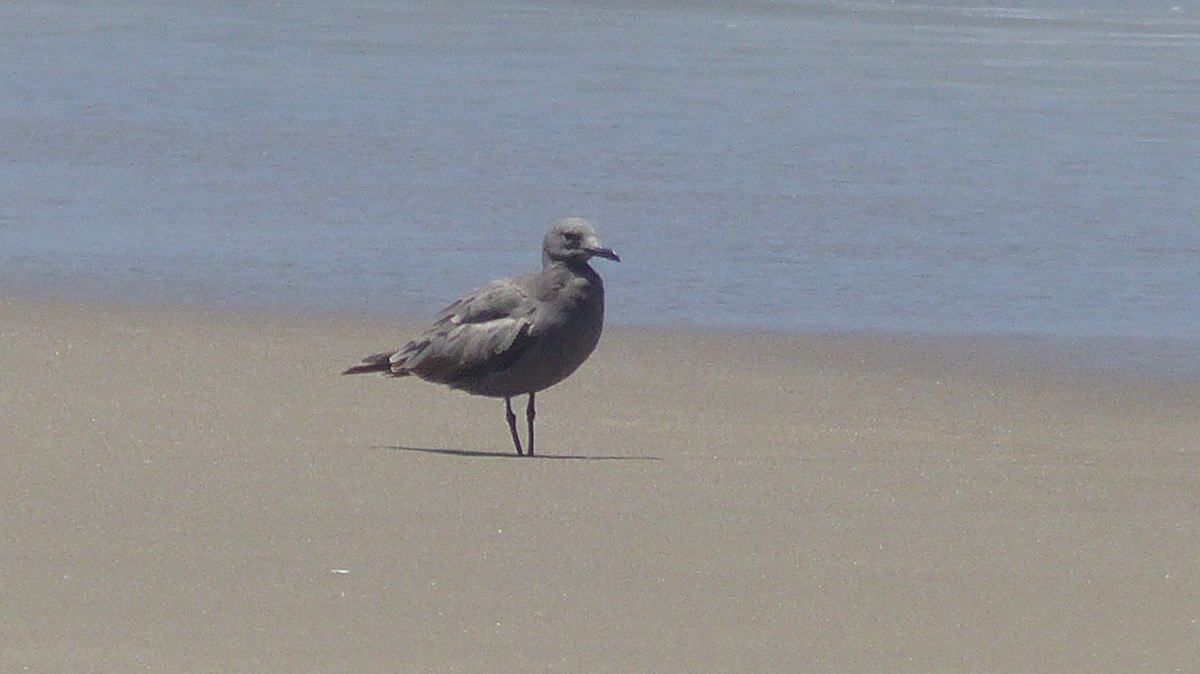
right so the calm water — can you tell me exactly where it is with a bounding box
[2,1,1198,376]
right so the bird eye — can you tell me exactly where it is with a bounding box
[564,231,582,244]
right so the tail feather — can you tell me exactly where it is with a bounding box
[342,352,395,375]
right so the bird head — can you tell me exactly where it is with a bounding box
[542,218,621,266]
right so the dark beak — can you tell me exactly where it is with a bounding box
[589,246,620,262]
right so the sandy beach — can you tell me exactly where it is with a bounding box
[3,293,1198,672]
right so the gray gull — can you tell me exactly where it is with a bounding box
[343,217,620,456]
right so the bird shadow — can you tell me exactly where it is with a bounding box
[381,445,661,461]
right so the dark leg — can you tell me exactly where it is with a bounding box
[504,396,524,456]
[526,392,536,457]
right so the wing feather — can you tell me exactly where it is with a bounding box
[389,277,539,384]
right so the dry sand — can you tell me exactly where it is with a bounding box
[3,293,1199,672]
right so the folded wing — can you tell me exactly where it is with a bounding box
[389,277,539,385]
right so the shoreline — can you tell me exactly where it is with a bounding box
[5,289,1199,385]
[5,292,1200,671]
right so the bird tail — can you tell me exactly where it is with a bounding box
[342,352,396,375]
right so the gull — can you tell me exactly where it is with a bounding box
[343,218,620,456]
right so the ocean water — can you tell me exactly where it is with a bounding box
[2,1,1198,376]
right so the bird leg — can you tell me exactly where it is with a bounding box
[526,392,536,457]
[504,396,524,456]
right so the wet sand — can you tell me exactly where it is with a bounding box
[3,294,1199,672]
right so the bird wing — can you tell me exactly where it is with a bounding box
[390,276,540,382]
